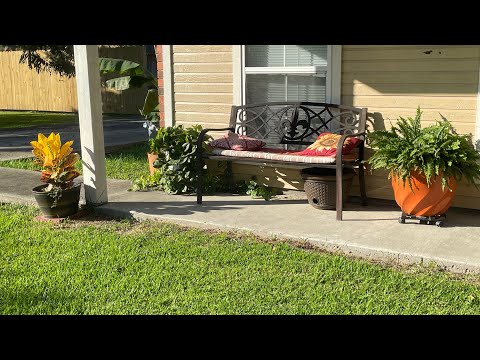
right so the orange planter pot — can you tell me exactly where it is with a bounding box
[391,171,457,217]
[147,153,159,176]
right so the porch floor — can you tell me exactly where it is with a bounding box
[2,167,480,274]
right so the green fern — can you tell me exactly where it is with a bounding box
[368,107,480,191]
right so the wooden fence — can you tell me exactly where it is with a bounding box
[0,46,149,114]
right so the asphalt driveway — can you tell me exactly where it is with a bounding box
[0,116,149,161]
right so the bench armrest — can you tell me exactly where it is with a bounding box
[197,127,235,149]
[335,132,367,164]
[196,127,235,160]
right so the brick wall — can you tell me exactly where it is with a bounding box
[155,45,165,127]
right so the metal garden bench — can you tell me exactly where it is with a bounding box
[196,102,368,220]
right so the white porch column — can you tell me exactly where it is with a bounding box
[476,58,480,151]
[162,45,174,127]
[73,45,108,205]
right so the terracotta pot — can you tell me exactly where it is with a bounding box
[147,152,159,176]
[391,171,457,217]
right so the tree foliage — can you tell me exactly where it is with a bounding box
[4,45,75,78]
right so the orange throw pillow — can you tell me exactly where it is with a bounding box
[296,132,360,156]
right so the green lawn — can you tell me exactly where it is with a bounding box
[1,202,480,315]
[0,142,150,181]
[102,142,150,181]
[2,128,480,314]
[0,111,78,129]
[0,110,130,129]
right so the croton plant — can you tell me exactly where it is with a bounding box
[30,132,80,192]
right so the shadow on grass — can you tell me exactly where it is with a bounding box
[70,208,137,224]
[0,286,81,315]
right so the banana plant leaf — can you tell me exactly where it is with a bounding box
[99,57,159,121]
[105,75,156,91]
[99,57,144,76]
[141,88,159,116]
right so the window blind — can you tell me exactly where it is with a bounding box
[245,45,328,103]
[246,45,328,67]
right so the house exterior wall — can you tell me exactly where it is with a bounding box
[172,45,233,129]
[169,45,480,210]
[342,45,480,209]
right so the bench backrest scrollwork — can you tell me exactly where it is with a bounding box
[230,102,367,146]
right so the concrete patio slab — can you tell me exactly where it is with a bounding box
[2,167,480,274]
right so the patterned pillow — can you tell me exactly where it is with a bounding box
[209,132,266,151]
[296,132,361,156]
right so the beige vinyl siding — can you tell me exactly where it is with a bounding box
[172,45,233,130]
[171,45,480,209]
[342,45,480,209]
[231,163,305,189]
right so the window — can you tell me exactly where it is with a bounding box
[242,45,338,105]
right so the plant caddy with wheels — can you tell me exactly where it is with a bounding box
[368,107,480,227]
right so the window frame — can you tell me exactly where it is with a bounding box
[233,45,342,106]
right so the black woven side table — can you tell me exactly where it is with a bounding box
[301,168,355,210]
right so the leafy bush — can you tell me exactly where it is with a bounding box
[132,125,282,200]
[131,170,162,192]
[368,107,480,190]
[133,125,212,194]
[241,177,281,201]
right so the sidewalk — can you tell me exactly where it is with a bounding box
[2,167,480,274]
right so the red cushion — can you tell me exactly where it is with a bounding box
[209,132,266,151]
[296,132,360,156]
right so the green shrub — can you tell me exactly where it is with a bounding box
[131,170,162,192]
[243,177,281,201]
[133,125,282,200]
[133,125,214,194]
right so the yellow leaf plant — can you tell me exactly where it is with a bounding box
[30,132,80,192]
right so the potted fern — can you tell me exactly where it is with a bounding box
[30,132,81,218]
[368,107,480,219]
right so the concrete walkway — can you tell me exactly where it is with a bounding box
[2,167,480,274]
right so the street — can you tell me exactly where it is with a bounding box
[0,117,150,161]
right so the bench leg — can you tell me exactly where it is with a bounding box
[358,164,368,206]
[336,164,343,221]
[226,161,234,192]
[197,156,203,205]
[197,172,203,205]
[358,143,368,206]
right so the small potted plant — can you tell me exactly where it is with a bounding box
[30,132,81,218]
[144,119,159,175]
[368,107,480,220]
